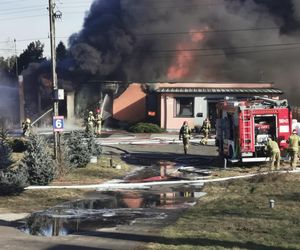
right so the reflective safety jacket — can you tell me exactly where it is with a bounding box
[289,134,300,152]
[202,120,211,131]
[267,139,280,153]
[95,114,102,124]
[87,115,95,126]
[180,125,191,139]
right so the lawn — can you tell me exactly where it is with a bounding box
[147,172,300,250]
[0,154,133,213]
[52,154,132,185]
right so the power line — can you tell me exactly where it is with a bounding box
[126,1,225,10]
[1,6,45,13]
[0,47,22,51]
[2,37,300,57]
[200,46,300,58]
[124,0,220,2]
[145,46,300,60]
[0,0,29,5]
[0,5,89,16]
[0,1,91,17]
[0,26,280,44]
[0,40,300,60]
[0,0,91,6]
[148,42,300,53]
[6,40,300,58]
[135,27,279,36]
[0,8,90,21]
[0,14,46,21]
[0,37,50,44]
[0,0,230,20]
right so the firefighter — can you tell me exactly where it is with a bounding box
[266,136,280,171]
[200,118,211,145]
[95,109,103,135]
[288,129,300,170]
[22,118,31,137]
[179,121,192,155]
[86,111,95,134]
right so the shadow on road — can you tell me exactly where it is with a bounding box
[72,230,296,250]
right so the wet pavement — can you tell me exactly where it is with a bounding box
[22,188,205,237]
[0,131,217,250]
[22,148,209,238]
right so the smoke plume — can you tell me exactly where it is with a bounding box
[0,70,19,127]
[64,0,300,104]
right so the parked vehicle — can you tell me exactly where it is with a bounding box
[216,96,292,163]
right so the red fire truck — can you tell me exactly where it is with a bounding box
[216,96,292,163]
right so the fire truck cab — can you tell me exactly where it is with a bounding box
[216,96,291,163]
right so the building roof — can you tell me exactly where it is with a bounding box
[155,87,283,94]
[153,82,275,88]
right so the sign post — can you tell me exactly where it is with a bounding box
[53,116,64,132]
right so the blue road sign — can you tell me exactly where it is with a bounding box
[53,116,64,132]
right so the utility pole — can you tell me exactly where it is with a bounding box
[14,38,18,77]
[48,0,59,159]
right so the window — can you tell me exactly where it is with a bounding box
[175,97,194,117]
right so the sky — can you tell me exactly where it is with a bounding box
[0,0,94,58]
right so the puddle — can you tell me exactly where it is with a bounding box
[21,189,204,236]
[22,160,207,237]
[124,160,212,182]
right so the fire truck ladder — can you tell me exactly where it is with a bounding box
[241,109,253,152]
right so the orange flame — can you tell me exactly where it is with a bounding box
[167,28,207,81]
[167,44,192,80]
[190,28,205,42]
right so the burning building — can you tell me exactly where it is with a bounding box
[19,0,300,128]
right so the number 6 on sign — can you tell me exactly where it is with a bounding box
[53,116,64,132]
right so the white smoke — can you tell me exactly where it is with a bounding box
[0,70,19,127]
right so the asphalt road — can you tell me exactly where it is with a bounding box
[0,138,219,250]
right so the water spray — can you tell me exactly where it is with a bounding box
[31,108,53,126]
[100,94,108,118]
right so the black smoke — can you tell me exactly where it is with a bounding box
[66,0,134,82]
[236,0,300,32]
[60,0,300,104]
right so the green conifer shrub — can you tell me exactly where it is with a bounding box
[0,140,13,170]
[64,130,91,168]
[0,166,28,195]
[85,131,102,156]
[0,128,8,141]
[22,134,56,185]
[0,133,28,195]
